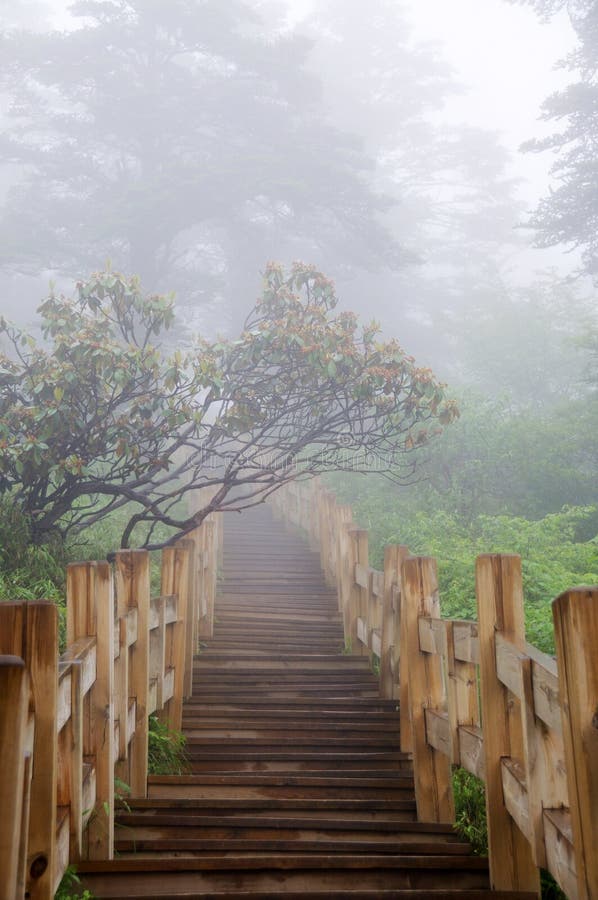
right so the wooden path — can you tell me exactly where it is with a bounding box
[78,505,537,898]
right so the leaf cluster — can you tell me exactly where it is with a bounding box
[0,265,457,548]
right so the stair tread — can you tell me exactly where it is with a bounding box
[78,504,513,899]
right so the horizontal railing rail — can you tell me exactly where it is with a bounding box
[271,478,598,900]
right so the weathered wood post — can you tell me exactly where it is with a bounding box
[380,544,409,704]
[160,541,191,732]
[402,556,454,822]
[476,554,539,894]
[553,587,598,900]
[0,602,60,898]
[67,563,115,862]
[334,504,353,615]
[114,550,150,798]
[348,528,368,656]
[0,655,30,900]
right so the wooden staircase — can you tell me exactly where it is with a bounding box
[77,505,536,898]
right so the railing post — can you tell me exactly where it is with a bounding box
[348,528,368,656]
[183,533,199,695]
[0,655,30,900]
[196,520,216,641]
[402,556,454,823]
[553,587,598,900]
[114,550,150,798]
[380,545,408,701]
[204,520,217,638]
[476,555,539,894]
[67,562,115,861]
[0,602,59,899]
[160,542,191,732]
[335,504,353,616]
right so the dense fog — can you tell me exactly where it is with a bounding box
[0,0,596,393]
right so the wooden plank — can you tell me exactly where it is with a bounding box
[356,616,368,648]
[54,813,70,896]
[115,550,150,800]
[160,543,191,731]
[149,597,166,712]
[18,731,34,899]
[68,658,84,861]
[380,545,399,699]
[356,532,369,661]
[390,549,412,753]
[543,808,577,900]
[366,566,380,668]
[67,562,115,862]
[81,764,96,829]
[114,613,129,766]
[475,554,539,894]
[127,700,136,745]
[495,632,525,699]
[553,587,598,900]
[125,608,138,647]
[347,529,367,657]
[57,671,72,734]
[148,677,158,715]
[452,620,480,664]
[0,656,29,898]
[183,531,198,696]
[201,520,216,639]
[501,757,532,844]
[458,724,485,780]
[160,594,178,625]
[424,708,450,757]
[19,604,60,900]
[60,638,96,698]
[518,651,567,875]
[402,556,454,824]
[334,504,353,618]
[371,628,381,658]
[446,621,480,767]
[354,562,369,590]
[337,518,354,642]
[371,570,383,598]
[162,666,175,703]
[418,616,448,656]
[528,649,560,733]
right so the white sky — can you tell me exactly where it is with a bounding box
[405,0,575,200]
[290,0,576,206]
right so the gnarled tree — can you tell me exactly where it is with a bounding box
[0,264,458,547]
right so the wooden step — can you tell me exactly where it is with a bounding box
[77,504,530,899]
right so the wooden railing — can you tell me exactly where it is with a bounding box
[0,508,221,900]
[271,478,598,900]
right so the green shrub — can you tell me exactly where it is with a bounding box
[147,714,189,775]
[54,865,95,899]
[452,768,488,855]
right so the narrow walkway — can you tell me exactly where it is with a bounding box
[79,505,536,898]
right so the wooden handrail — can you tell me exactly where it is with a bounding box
[0,508,221,900]
[272,477,598,900]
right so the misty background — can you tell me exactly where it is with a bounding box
[0,0,595,399]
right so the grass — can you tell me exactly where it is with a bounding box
[147,714,189,775]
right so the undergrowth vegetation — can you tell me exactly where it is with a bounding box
[325,474,598,654]
[147,714,189,776]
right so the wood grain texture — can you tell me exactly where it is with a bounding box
[553,588,598,900]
